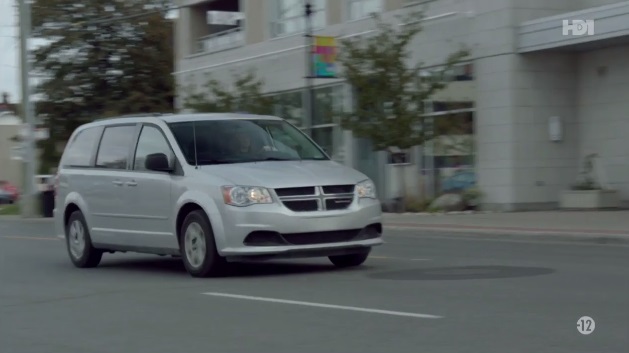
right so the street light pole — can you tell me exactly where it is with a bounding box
[18,0,37,218]
[304,1,315,132]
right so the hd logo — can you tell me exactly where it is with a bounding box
[562,20,594,36]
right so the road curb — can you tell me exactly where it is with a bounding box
[384,224,629,245]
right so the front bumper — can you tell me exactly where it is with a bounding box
[216,198,383,257]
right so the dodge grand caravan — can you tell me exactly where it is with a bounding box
[53,113,383,277]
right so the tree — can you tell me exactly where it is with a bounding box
[337,10,470,208]
[31,0,174,172]
[183,70,275,115]
[337,11,469,151]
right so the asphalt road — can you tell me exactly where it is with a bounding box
[1,219,628,353]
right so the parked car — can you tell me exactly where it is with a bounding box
[54,113,383,277]
[0,189,12,204]
[0,180,19,204]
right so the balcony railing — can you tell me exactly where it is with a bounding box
[197,27,244,54]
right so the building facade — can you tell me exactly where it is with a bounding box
[174,0,629,211]
[0,111,23,188]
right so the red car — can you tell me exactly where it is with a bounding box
[0,180,19,204]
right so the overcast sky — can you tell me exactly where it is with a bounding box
[0,0,19,103]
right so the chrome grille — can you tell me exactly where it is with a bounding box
[275,185,355,212]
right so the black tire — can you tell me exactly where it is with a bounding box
[329,249,371,268]
[65,210,103,268]
[179,210,226,278]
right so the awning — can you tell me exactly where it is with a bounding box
[518,1,629,53]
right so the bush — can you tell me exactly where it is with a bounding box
[461,187,483,208]
[404,196,434,213]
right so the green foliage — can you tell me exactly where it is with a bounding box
[461,187,483,206]
[336,10,469,150]
[183,70,275,115]
[0,204,20,216]
[427,205,443,213]
[31,0,174,168]
[404,196,433,212]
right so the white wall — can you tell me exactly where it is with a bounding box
[578,44,629,202]
[174,0,629,210]
[511,53,579,208]
[580,0,623,9]
[0,123,23,188]
[175,0,478,103]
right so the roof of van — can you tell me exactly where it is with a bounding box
[160,113,282,123]
[92,112,283,125]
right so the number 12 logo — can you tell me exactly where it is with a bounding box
[577,316,595,335]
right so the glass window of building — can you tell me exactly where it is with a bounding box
[308,85,345,158]
[347,0,382,21]
[271,0,326,37]
[418,61,476,195]
[423,104,475,193]
[311,127,335,156]
[272,90,305,128]
[312,85,344,126]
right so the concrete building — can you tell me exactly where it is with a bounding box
[0,111,23,188]
[174,0,629,211]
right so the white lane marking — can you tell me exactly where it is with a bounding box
[371,256,431,261]
[202,292,443,319]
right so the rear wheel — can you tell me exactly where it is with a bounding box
[179,210,226,278]
[329,249,371,268]
[65,210,103,268]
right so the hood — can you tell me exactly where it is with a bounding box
[198,160,368,188]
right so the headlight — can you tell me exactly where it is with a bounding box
[356,179,376,199]
[221,186,273,206]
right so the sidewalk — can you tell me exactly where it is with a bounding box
[383,210,629,244]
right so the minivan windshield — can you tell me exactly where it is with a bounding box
[168,119,329,165]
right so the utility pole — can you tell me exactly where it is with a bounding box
[304,0,315,133]
[18,0,37,218]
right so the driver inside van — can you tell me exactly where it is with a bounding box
[234,131,252,153]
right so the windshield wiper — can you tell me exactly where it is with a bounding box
[256,157,297,161]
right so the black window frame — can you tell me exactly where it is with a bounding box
[93,123,140,171]
[130,123,183,175]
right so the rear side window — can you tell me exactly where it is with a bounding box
[95,125,136,169]
[61,127,102,168]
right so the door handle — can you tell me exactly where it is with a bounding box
[125,181,138,187]
[112,180,123,186]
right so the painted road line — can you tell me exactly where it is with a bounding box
[370,256,431,261]
[1,235,59,241]
[203,292,443,319]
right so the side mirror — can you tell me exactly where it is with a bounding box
[145,153,172,172]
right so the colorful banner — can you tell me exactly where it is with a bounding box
[313,36,337,78]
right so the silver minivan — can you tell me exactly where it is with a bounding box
[53,113,383,277]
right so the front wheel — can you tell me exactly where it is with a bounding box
[329,249,371,268]
[179,210,226,278]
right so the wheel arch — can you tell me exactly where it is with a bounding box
[174,191,226,251]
